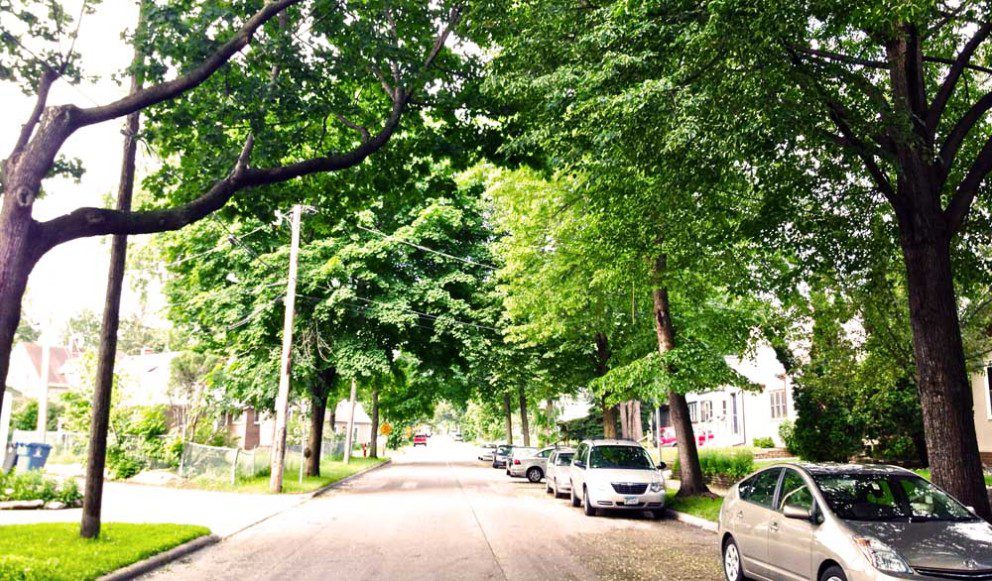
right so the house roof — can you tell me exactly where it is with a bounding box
[333,399,372,425]
[19,343,74,387]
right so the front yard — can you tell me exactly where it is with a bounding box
[0,523,210,580]
[666,490,723,522]
[188,456,388,494]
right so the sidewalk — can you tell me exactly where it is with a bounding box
[0,481,303,537]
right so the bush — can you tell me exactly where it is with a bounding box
[106,405,178,479]
[752,437,775,448]
[778,420,797,454]
[11,399,62,431]
[672,448,755,483]
[0,471,82,504]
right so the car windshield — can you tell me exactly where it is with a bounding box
[497,446,512,454]
[555,453,574,466]
[813,473,976,523]
[588,446,654,470]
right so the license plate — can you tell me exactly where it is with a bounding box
[624,496,639,505]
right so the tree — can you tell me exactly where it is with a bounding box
[0,0,464,423]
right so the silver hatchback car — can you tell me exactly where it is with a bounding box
[719,463,992,581]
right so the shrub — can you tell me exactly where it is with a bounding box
[752,437,775,448]
[672,448,755,483]
[777,420,797,454]
[0,471,82,504]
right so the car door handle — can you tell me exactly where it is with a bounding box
[736,511,744,520]
[769,521,779,532]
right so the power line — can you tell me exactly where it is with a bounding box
[355,225,497,270]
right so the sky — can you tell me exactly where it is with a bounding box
[1,2,168,342]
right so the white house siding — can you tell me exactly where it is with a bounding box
[683,345,796,448]
[971,364,992,465]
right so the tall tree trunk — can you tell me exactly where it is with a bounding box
[0,234,33,420]
[619,401,630,439]
[630,400,643,441]
[306,394,326,477]
[369,386,379,459]
[503,392,513,444]
[901,233,991,519]
[81,14,146,537]
[594,331,618,438]
[652,255,708,496]
[518,386,530,446]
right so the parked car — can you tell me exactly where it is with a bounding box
[413,434,428,447]
[493,444,514,468]
[508,446,554,481]
[569,439,666,518]
[718,463,992,581]
[452,433,464,441]
[659,426,715,447]
[478,444,497,462]
[545,447,575,497]
[506,446,538,476]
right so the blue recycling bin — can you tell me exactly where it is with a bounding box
[14,442,52,471]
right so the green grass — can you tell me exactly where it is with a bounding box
[189,457,387,494]
[666,490,724,522]
[912,469,992,487]
[0,523,210,580]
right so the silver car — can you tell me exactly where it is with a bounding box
[477,444,497,462]
[545,448,575,497]
[506,446,539,477]
[509,446,556,481]
[719,463,992,581]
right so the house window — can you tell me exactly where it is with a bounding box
[700,401,713,422]
[770,389,787,419]
[688,401,699,423]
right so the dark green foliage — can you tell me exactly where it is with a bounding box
[672,449,755,483]
[11,399,60,431]
[752,437,774,449]
[106,405,179,479]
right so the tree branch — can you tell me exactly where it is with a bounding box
[72,0,303,128]
[938,89,992,176]
[945,132,992,233]
[926,21,992,134]
[335,114,371,142]
[791,46,888,69]
[13,69,59,155]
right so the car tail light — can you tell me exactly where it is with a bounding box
[514,459,520,465]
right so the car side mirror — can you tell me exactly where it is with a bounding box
[783,504,814,521]
[657,462,667,470]
[573,460,585,469]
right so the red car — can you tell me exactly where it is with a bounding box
[659,427,714,447]
[413,434,428,447]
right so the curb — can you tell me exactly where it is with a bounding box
[665,508,718,533]
[97,534,220,581]
[310,458,392,498]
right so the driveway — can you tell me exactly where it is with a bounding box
[143,440,722,580]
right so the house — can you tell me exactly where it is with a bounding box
[225,399,374,451]
[679,345,795,448]
[6,343,77,402]
[972,365,992,466]
[1,387,22,468]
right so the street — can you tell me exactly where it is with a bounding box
[144,439,722,580]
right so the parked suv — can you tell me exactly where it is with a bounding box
[493,444,514,468]
[569,439,666,518]
[718,463,992,581]
[545,447,575,497]
[508,446,555,481]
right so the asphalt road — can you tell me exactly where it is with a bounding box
[145,438,722,580]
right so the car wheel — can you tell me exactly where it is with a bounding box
[583,487,597,516]
[527,467,543,483]
[570,484,581,507]
[723,537,744,581]
[819,566,847,581]
[552,478,560,498]
[545,479,553,494]
[492,461,498,469]
[650,509,665,520]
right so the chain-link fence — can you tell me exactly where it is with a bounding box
[179,436,348,485]
[11,430,88,465]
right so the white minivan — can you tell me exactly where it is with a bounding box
[569,439,667,518]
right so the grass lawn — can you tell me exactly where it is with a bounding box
[0,523,210,580]
[913,468,992,487]
[666,490,724,522]
[191,456,388,494]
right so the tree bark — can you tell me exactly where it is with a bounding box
[594,331,618,438]
[306,393,326,477]
[619,401,630,439]
[369,386,379,459]
[652,255,709,496]
[503,392,514,444]
[518,386,530,446]
[901,233,991,519]
[80,10,146,537]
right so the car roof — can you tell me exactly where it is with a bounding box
[764,462,917,477]
[580,439,645,447]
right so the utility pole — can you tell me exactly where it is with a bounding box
[36,341,51,441]
[343,377,357,464]
[269,204,302,493]
[81,2,147,538]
